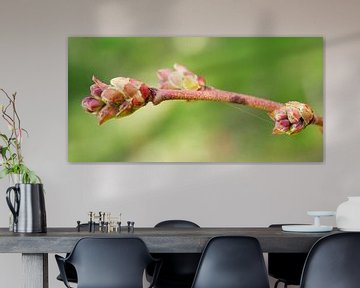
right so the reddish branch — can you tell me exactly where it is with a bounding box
[81,64,323,135]
[152,88,283,111]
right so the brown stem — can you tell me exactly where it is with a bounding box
[0,89,23,165]
[151,88,323,128]
[152,88,283,112]
[11,93,23,164]
[312,115,323,127]
[1,89,14,127]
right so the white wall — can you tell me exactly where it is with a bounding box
[0,0,360,287]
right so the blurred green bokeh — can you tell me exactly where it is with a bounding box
[68,37,323,162]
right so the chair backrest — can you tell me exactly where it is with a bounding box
[191,236,270,288]
[155,219,200,228]
[268,224,308,285]
[150,220,201,286]
[300,232,360,288]
[67,237,154,288]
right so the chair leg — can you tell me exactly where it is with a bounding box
[274,280,289,288]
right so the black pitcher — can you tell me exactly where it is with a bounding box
[6,183,47,233]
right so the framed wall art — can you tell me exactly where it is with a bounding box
[68,37,323,162]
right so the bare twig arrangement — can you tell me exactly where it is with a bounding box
[1,90,24,164]
[0,89,40,183]
[81,64,323,135]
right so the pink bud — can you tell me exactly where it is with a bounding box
[131,93,145,107]
[272,119,290,134]
[92,75,108,90]
[289,122,304,134]
[299,103,314,125]
[117,101,133,118]
[157,69,172,81]
[121,81,151,108]
[101,88,125,105]
[82,96,105,113]
[173,63,188,74]
[270,101,315,135]
[129,79,142,88]
[139,83,150,100]
[287,108,301,123]
[84,76,151,124]
[286,101,314,124]
[279,119,290,128]
[91,76,109,97]
[274,109,287,121]
[157,64,206,91]
[90,84,103,97]
[97,105,118,125]
[168,72,183,89]
[123,83,138,98]
[197,76,206,89]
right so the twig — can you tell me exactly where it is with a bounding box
[81,64,323,135]
[152,88,283,112]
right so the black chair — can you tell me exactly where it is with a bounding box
[154,220,200,229]
[147,220,201,288]
[300,232,360,288]
[56,223,99,284]
[268,224,308,288]
[191,236,270,288]
[55,237,160,288]
[56,262,77,284]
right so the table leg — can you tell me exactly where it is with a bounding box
[22,253,48,288]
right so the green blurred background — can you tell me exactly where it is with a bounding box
[68,37,323,162]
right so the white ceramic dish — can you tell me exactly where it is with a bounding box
[307,211,336,217]
[282,225,333,233]
[338,227,360,232]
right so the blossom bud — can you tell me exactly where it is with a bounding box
[110,77,151,108]
[101,88,125,105]
[157,69,172,82]
[82,96,105,113]
[90,76,109,97]
[90,84,103,97]
[274,109,287,121]
[272,119,291,135]
[83,75,151,125]
[287,107,301,124]
[286,101,314,125]
[140,83,150,100]
[289,121,304,134]
[269,101,314,135]
[123,82,139,98]
[97,104,119,125]
[117,101,133,118]
[157,63,206,91]
[197,76,206,88]
[110,77,129,92]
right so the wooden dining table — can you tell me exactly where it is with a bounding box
[0,226,339,288]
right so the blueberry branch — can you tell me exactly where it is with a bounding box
[81,64,323,135]
[152,88,283,111]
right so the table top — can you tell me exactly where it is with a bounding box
[0,227,340,254]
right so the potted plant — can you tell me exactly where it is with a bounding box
[0,89,40,183]
[1,88,46,233]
